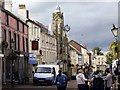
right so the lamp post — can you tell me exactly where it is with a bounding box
[111,24,120,90]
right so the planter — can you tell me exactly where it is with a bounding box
[7,51,17,60]
[2,41,8,48]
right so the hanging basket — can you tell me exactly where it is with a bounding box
[2,41,8,48]
[7,51,17,60]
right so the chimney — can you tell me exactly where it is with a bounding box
[18,4,29,19]
[0,0,4,8]
[4,0,12,11]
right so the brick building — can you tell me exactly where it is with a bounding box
[1,5,29,84]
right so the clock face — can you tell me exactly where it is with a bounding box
[64,24,70,32]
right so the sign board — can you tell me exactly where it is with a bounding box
[32,40,38,50]
[29,53,37,64]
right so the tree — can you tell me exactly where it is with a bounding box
[109,41,120,60]
[92,47,104,55]
[105,52,113,64]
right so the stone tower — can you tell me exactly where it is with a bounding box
[52,6,69,72]
[52,5,64,60]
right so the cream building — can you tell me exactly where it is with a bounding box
[41,27,57,64]
[27,20,41,64]
[69,40,89,76]
[92,55,107,71]
[69,45,82,76]
[81,45,90,67]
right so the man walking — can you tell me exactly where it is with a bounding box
[103,68,112,90]
[55,70,68,90]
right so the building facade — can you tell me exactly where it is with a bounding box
[0,0,5,89]
[1,5,29,84]
[81,45,89,67]
[26,19,41,82]
[69,40,91,76]
[92,55,107,71]
[41,27,57,64]
[69,40,82,76]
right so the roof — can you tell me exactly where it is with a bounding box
[69,40,88,54]
[27,19,49,33]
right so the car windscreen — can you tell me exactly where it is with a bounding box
[35,67,51,73]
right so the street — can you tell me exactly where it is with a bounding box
[2,79,118,90]
[2,80,77,90]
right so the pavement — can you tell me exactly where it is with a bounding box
[2,80,77,89]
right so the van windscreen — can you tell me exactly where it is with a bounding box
[35,67,51,73]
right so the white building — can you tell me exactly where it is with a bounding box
[41,27,57,64]
[92,54,107,71]
[69,40,89,76]
[26,19,41,64]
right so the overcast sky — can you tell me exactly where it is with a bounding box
[11,0,119,52]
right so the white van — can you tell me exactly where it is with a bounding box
[33,64,59,85]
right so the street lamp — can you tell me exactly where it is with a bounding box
[111,24,120,90]
[111,24,118,39]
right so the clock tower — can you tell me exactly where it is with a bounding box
[52,6,70,72]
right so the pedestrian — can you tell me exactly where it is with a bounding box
[76,69,88,90]
[55,70,68,90]
[90,70,104,90]
[103,68,112,90]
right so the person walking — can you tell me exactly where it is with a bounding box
[55,70,68,90]
[76,69,88,90]
[90,70,104,90]
[103,68,112,90]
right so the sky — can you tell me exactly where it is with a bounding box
[11,0,120,52]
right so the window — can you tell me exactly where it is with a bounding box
[14,33,16,50]
[102,62,103,64]
[34,27,36,35]
[16,20,19,30]
[26,38,28,52]
[98,58,100,60]
[22,23,24,33]
[23,37,25,51]
[35,67,51,73]
[9,31,11,48]
[5,13,9,25]
[2,29,6,41]
[18,35,20,51]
